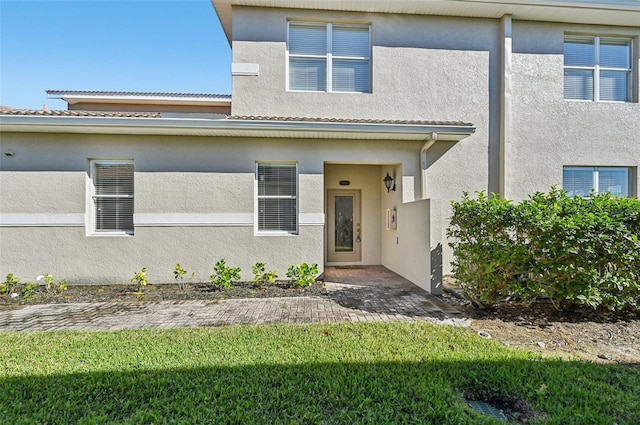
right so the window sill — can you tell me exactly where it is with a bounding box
[564,99,634,104]
[255,231,298,236]
[88,231,134,237]
[287,89,371,95]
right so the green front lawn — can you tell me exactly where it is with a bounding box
[1,323,638,424]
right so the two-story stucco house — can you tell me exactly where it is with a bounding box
[1,0,638,293]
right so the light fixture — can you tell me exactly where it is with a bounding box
[383,172,396,192]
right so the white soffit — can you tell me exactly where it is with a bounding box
[212,0,640,42]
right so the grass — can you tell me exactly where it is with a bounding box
[1,322,638,424]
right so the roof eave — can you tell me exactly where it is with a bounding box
[211,0,640,42]
[47,92,232,107]
[0,115,475,141]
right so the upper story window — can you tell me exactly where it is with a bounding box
[90,160,134,235]
[256,162,298,234]
[288,22,371,93]
[563,166,632,197]
[564,35,633,102]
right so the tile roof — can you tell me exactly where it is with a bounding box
[0,108,162,118]
[46,90,231,99]
[0,109,473,127]
[229,115,474,127]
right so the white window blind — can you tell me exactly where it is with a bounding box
[564,35,632,102]
[257,163,297,233]
[563,166,631,197]
[288,22,370,93]
[92,161,134,234]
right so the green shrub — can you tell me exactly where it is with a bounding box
[252,262,278,286]
[40,273,68,295]
[131,268,148,293]
[209,259,241,291]
[21,282,39,298]
[286,263,319,288]
[448,189,640,310]
[1,273,20,295]
[173,263,195,291]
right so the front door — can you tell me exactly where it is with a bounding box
[327,190,361,262]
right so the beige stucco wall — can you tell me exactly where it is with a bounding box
[0,132,428,285]
[231,7,495,199]
[230,6,639,282]
[509,21,640,199]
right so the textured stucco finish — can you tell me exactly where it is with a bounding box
[0,226,324,284]
[1,132,427,284]
[509,21,640,199]
[231,7,495,197]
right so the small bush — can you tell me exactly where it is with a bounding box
[252,262,278,286]
[286,263,319,288]
[39,273,68,295]
[1,273,21,295]
[173,263,195,291]
[448,189,640,310]
[131,268,148,293]
[209,259,241,291]
[21,282,39,298]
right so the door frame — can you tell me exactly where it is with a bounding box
[326,189,362,263]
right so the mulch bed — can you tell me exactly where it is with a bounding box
[0,281,328,305]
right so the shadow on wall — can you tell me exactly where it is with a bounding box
[430,242,443,293]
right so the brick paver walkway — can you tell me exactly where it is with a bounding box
[0,266,470,331]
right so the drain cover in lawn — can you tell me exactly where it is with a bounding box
[467,400,508,420]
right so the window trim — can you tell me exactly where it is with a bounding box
[562,166,634,198]
[88,159,134,236]
[255,161,299,235]
[286,21,372,94]
[563,34,634,103]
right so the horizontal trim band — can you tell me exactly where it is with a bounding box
[0,212,325,227]
[0,213,84,227]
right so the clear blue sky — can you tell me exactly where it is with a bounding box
[0,0,232,110]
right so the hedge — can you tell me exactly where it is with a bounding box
[447,189,640,310]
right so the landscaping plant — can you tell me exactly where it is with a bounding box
[1,274,42,299]
[286,263,318,288]
[38,273,68,295]
[20,282,39,299]
[131,267,148,294]
[448,188,640,310]
[173,263,195,291]
[209,259,241,290]
[252,262,278,286]
[1,273,20,296]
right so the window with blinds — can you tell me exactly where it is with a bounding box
[91,160,134,234]
[256,163,297,234]
[564,35,632,102]
[563,166,631,197]
[288,22,370,93]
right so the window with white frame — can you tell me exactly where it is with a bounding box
[256,163,297,234]
[90,160,134,235]
[288,22,371,93]
[563,166,632,197]
[564,35,633,102]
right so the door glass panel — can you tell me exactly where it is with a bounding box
[335,195,354,252]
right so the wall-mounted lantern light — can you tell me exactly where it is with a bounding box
[383,172,396,192]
